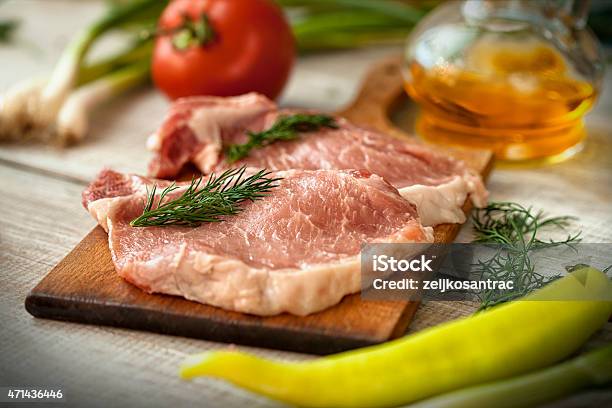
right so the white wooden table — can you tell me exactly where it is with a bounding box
[1,1,610,407]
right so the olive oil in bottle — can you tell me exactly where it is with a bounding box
[403,0,603,164]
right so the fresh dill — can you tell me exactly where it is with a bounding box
[130,167,281,227]
[226,113,337,163]
[471,202,581,310]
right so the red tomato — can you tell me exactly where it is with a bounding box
[152,0,295,100]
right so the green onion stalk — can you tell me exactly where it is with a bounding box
[0,0,165,143]
[77,38,153,87]
[278,0,429,24]
[282,0,435,51]
[291,10,416,51]
[57,60,150,144]
[408,344,612,408]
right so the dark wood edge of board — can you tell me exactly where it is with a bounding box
[25,291,381,355]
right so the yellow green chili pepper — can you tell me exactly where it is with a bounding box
[409,343,612,408]
[180,266,612,408]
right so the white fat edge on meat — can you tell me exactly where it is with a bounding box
[172,251,364,316]
[85,176,154,232]
[146,94,274,172]
[87,197,116,232]
[87,194,146,233]
[420,226,435,242]
[399,171,487,226]
[87,175,235,233]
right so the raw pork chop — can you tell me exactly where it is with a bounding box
[83,168,433,316]
[146,93,487,226]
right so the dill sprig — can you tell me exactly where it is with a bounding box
[472,202,580,247]
[226,113,338,163]
[130,167,281,227]
[472,202,582,310]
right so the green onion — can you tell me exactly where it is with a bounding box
[56,60,150,145]
[0,0,166,142]
[77,38,153,86]
[279,0,428,24]
[292,10,413,51]
[409,344,612,408]
[283,0,433,51]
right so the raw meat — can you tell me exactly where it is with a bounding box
[147,93,487,226]
[147,93,275,179]
[83,168,433,316]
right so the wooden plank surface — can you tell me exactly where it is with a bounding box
[24,57,493,354]
[1,1,611,406]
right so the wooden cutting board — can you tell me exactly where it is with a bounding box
[25,56,494,355]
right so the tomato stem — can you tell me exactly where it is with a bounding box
[170,13,216,51]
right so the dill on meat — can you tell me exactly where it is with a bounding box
[130,166,281,227]
[226,113,337,163]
